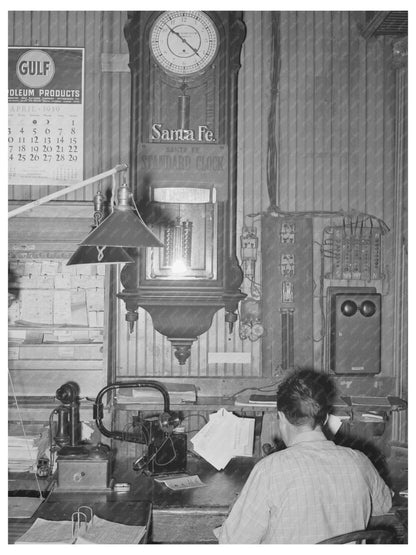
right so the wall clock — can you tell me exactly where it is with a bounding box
[149,11,219,76]
[120,11,246,364]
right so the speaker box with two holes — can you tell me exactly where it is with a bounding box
[330,291,381,375]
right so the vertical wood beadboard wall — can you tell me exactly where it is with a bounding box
[8,12,404,386]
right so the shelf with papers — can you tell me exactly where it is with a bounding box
[9,325,104,331]
[115,396,277,413]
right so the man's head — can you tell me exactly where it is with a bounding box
[276,369,336,437]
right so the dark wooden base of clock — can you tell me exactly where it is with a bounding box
[118,290,246,364]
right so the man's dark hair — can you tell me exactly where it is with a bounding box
[276,369,336,428]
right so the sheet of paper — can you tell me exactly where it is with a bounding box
[41,261,59,275]
[86,289,104,311]
[191,409,255,470]
[53,290,72,325]
[20,290,53,325]
[16,517,75,543]
[54,274,72,289]
[155,475,206,490]
[71,289,88,326]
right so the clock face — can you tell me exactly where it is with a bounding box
[150,11,219,76]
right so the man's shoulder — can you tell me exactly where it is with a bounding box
[254,446,300,470]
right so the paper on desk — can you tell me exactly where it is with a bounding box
[191,408,255,470]
[155,475,206,490]
[76,516,146,544]
[16,516,146,544]
[16,518,75,543]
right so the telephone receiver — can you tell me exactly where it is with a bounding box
[159,411,181,432]
[49,381,81,450]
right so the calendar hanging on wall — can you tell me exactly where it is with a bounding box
[8,47,84,186]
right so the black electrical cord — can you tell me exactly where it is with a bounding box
[155,435,177,467]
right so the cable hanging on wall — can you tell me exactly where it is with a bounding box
[266,11,280,211]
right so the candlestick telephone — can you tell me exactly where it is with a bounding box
[49,380,186,489]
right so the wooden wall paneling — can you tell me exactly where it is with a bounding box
[153,327,164,377]
[241,14,255,217]
[382,44,396,224]
[304,12,315,203]
[145,310,155,375]
[312,221,324,370]
[163,333,174,377]
[322,11,334,212]
[391,65,407,441]
[100,14,113,193]
[296,12,307,210]
[367,38,384,217]
[237,12,269,377]
[380,43,398,379]
[207,313,219,376]
[58,11,69,45]
[354,25,368,211]
[84,11,103,192]
[195,329,205,376]
[278,12,290,208]
[136,308,147,375]
[287,12,298,210]
[8,12,18,44]
[48,12,60,46]
[347,19,361,210]
[332,12,350,210]
[313,12,326,211]
[216,308,227,375]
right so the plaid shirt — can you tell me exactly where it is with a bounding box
[217,430,392,544]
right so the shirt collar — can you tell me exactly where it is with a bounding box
[288,429,328,447]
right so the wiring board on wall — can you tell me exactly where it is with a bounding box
[262,216,314,375]
[323,225,384,281]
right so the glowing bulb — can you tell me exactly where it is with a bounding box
[171,259,187,275]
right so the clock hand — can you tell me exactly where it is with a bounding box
[166,24,201,58]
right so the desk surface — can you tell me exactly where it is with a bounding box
[116,455,255,510]
[9,454,407,544]
[114,454,407,543]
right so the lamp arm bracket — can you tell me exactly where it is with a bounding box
[8,163,129,219]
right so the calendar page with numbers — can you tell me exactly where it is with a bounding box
[8,47,84,186]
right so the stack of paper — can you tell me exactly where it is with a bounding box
[16,516,146,544]
[191,408,255,470]
[8,435,38,472]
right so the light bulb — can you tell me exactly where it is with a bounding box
[171,259,187,275]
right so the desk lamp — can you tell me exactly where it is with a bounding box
[8,164,164,262]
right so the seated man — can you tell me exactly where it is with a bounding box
[217,369,392,544]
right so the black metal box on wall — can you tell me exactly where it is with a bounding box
[262,216,314,375]
[328,287,381,375]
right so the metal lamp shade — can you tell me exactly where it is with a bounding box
[80,208,164,249]
[66,245,135,266]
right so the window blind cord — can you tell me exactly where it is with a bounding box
[8,368,43,499]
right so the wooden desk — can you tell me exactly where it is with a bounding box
[114,455,408,544]
[9,491,152,544]
[115,455,254,543]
